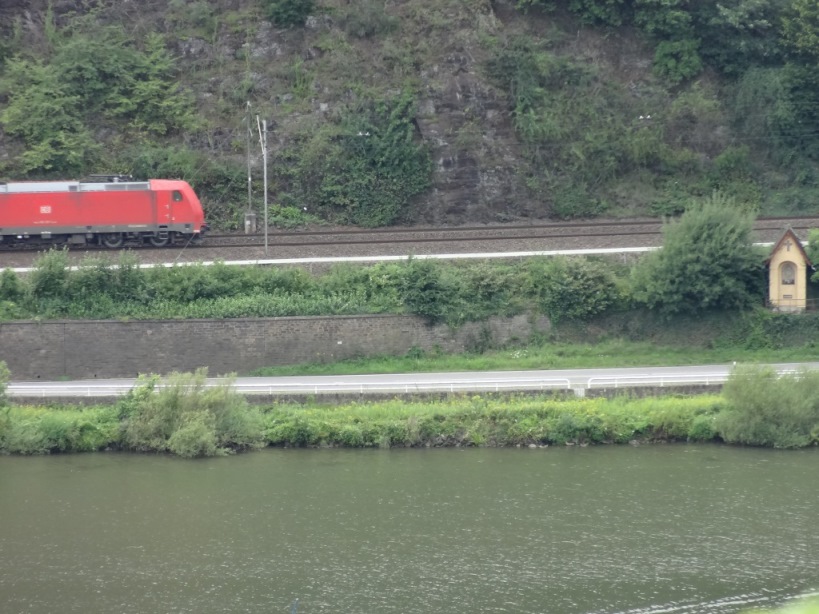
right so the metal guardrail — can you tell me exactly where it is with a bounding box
[586,373,729,388]
[586,369,800,390]
[8,377,574,398]
[7,369,804,398]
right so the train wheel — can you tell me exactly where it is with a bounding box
[101,233,124,248]
[149,233,171,247]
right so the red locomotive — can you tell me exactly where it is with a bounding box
[0,175,207,248]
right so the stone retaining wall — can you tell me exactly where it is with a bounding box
[0,314,549,380]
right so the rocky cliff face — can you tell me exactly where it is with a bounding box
[0,0,656,225]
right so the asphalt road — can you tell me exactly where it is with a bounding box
[8,363,819,398]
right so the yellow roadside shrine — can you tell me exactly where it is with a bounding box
[766,228,812,312]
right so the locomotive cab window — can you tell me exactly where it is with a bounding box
[172,190,183,202]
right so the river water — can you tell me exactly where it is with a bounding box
[0,445,817,614]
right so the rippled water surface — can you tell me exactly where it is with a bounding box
[1,446,817,613]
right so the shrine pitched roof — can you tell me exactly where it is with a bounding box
[765,227,812,266]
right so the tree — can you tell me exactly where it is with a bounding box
[631,192,764,316]
[0,59,98,174]
[781,0,819,60]
[780,0,819,157]
[696,0,782,74]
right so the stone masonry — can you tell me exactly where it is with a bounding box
[0,314,549,380]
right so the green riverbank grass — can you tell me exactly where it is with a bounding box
[1,393,724,455]
[263,394,724,448]
[251,340,819,377]
[3,366,817,457]
[0,405,120,454]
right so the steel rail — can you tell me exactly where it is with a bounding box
[198,225,812,250]
[207,214,819,239]
[3,215,817,253]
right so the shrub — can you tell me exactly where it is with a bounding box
[631,192,764,316]
[527,257,623,323]
[121,369,264,456]
[568,0,629,26]
[167,411,219,458]
[284,91,432,227]
[29,248,71,302]
[718,365,819,448]
[653,39,703,84]
[0,19,196,176]
[0,269,24,303]
[263,0,315,28]
[399,259,459,324]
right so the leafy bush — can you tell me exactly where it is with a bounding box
[262,0,315,28]
[268,205,320,229]
[653,39,703,84]
[260,394,724,449]
[526,257,623,323]
[631,192,764,316]
[0,250,638,324]
[718,365,819,448]
[282,91,432,227]
[399,259,459,324]
[0,59,98,175]
[0,18,196,176]
[567,0,629,26]
[28,248,71,302]
[120,369,264,457]
[0,269,24,303]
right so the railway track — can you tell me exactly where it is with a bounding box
[2,217,817,269]
[200,216,819,249]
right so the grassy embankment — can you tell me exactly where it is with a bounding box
[251,339,819,377]
[2,366,818,457]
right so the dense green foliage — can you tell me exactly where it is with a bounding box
[262,0,315,28]
[0,249,627,325]
[118,369,264,457]
[0,16,196,176]
[631,193,764,316]
[719,365,819,448]
[277,91,432,226]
